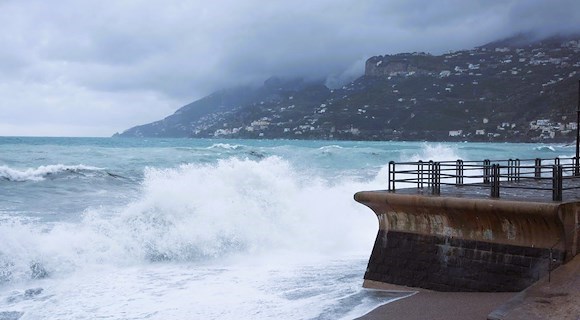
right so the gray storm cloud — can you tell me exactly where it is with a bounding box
[0,0,579,136]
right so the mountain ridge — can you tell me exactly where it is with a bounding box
[117,34,580,142]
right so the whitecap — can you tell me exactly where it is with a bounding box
[207,143,243,150]
[533,145,556,152]
[0,164,103,182]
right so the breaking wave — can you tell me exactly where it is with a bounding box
[0,164,104,182]
[319,145,344,151]
[534,145,556,152]
[407,143,462,162]
[0,156,378,284]
[207,143,244,150]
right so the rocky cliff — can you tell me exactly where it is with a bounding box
[365,53,445,76]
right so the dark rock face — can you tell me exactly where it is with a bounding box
[365,57,411,76]
[364,230,565,292]
[365,54,444,76]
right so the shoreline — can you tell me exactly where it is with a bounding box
[356,281,514,320]
[356,290,515,320]
[356,255,580,320]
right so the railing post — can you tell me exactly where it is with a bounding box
[431,162,440,195]
[418,160,424,189]
[491,164,500,198]
[557,164,563,201]
[507,158,521,182]
[535,158,542,179]
[552,165,563,201]
[436,162,441,195]
[456,159,464,186]
[427,160,434,190]
[483,159,491,184]
[508,158,514,182]
[429,161,433,193]
[388,161,395,191]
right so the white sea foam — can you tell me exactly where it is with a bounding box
[0,156,378,280]
[3,258,398,320]
[0,164,103,182]
[319,145,344,151]
[0,156,385,319]
[407,143,462,162]
[207,143,244,150]
[534,145,556,152]
[4,140,553,319]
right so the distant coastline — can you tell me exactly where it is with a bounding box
[117,34,580,144]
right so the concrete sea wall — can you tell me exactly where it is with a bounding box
[355,191,579,292]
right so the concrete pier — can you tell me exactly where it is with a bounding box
[355,189,580,292]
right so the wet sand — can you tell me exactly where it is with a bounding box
[357,290,514,320]
[489,254,580,320]
[357,254,580,320]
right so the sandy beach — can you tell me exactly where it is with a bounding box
[489,254,580,320]
[357,254,580,320]
[356,281,514,320]
[357,290,514,320]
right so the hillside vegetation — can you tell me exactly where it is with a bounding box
[117,35,580,142]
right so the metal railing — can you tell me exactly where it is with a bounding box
[387,157,580,201]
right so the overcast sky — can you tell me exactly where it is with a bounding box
[1,0,579,137]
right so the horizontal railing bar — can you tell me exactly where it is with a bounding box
[498,185,555,191]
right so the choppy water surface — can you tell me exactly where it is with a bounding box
[0,137,572,319]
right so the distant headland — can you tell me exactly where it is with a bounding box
[116,33,580,143]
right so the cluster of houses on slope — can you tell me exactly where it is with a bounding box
[369,38,580,82]
[207,38,580,141]
[448,118,578,140]
[529,119,578,139]
[448,120,517,139]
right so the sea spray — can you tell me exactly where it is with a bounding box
[0,156,378,286]
[3,138,565,319]
[407,143,463,162]
[88,156,379,262]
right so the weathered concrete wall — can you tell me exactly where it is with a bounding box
[355,191,579,292]
[558,202,580,259]
[365,230,563,292]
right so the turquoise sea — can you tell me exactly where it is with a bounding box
[0,137,572,319]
